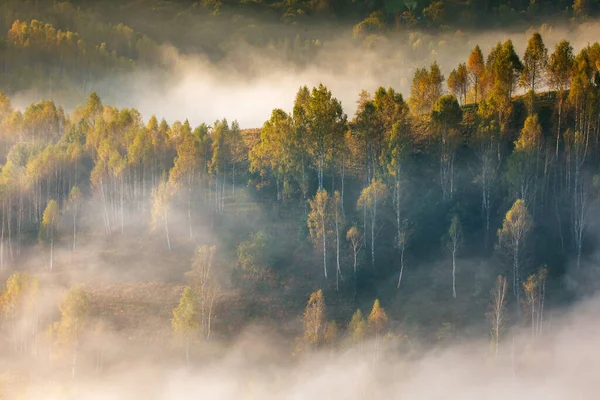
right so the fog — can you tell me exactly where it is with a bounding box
[7,291,599,399]
[104,20,600,128]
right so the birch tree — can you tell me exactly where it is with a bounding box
[332,191,344,291]
[1,272,40,354]
[151,177,174,251]
[368,299,388,363]
[487,275,508,357]
[53,285,90,379]
[522,267,548,339]
[357,179,387,268]
[41,199,59,272]
[67,186,82,252]
[348,309,367,346]
[432,95,462,201]
[497,199,532,305]
[302,289,326,349]
[346,226,362,296]
[547,40,574,157]
[172,286,198,364]
[308,190,330,279]
[186,246,220,341]
[445,214,462,299]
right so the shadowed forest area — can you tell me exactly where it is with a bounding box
[1,0,600,398]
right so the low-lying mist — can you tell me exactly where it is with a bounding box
[8,292,598,400]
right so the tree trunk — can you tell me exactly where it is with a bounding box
[452,248,456,299]
[50,236,54,272]
[165,209,171,251]
[188,184,193,238]
[397,244,405,290]
[322,211,327,279]
[335,209,341,291]
[73,210,77,251]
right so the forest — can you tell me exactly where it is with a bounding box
[1,0,600,399]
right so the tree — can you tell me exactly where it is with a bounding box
[249,109,296,205]
[53,285,90,378]
[67,186,82,252]
[237,230,273,281]
[508,114,543,206]
[300,85,346,191]
[169,121,200,238]
[151,177,173,251]
[368,299,388,362]
[487,275,508,357]
[348,309,367,346]
[497,199,532,305]
[432,95,462,201]
[332,191,344,291]
[571,171,590,269]
[468,45,485,103]
[547,40,574,157]
[1,272,39,354]
[522,267,548,339]
[308,190,330,279]
[172,286,198,364]
[186,246,220,341]
[396,221,410,290]
[346,226,362,296]
[357,179,387,268]
[41,199,59,272]
[445,214,462,299]
[487,40,523,102]
[573,0,590,17]
[520,33,548,113]
[473,101,501,248]
[302,290,326,349]
[409,62,445,115]
[447,63,470,105]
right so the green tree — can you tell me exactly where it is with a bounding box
[53,285,90,378]
[237,231,273,280]
[172,286,198,364]
[304,85,346,191]
[249,109,296,205]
